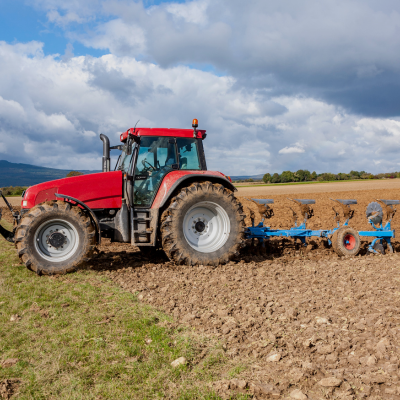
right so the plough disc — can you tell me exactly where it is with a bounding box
[366,202,383,225]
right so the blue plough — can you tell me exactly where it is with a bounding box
[244,198,398,255]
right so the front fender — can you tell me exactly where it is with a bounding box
[151,170,236,209]
[55,194,102,244]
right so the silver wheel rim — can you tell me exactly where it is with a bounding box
[34,219,80,262]
[183,201,230,253]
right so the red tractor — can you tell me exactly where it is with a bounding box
[0,120,245,275]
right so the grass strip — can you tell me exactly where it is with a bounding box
[0,238,246,399]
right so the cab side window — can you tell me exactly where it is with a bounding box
[176,138,201,170]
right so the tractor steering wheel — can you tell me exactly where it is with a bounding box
[142,159,156,172]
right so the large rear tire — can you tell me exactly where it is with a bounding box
[14,201,96,275]
[160,181,245,266]
[331,226,361,257]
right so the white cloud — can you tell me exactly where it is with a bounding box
[23,0,400,120]
[77,19,146,56]
[1,38,400,175]
[47,9,85,26]
[166,0,209,25]
[278,146,305,154]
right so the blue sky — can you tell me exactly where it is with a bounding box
[1,0,400,175]
[0,0,107,57]
[0,0,186,58]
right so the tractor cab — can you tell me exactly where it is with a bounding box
[103,121,208,209]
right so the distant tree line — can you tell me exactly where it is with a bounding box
[0,186,28,196]
[66,171,84,177]
[261,170,400,184]
[232,170,400,184]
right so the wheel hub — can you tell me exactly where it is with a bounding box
[194,220,206,233]
[48,231,67,248]
[343,234,356,250]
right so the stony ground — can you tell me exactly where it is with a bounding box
[2,184,400,399]
[88,244,400,399]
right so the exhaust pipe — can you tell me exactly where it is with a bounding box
[100,134,110,172]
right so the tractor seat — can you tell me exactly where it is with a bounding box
[378,199,400,205]
[335,199,357,205]
[294,199,315,205]
[251,198,274,204]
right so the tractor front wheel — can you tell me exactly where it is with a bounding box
[331,226,361,257]
[160,181,245,266]
[14,201,96,275]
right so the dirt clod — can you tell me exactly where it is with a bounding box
[170,357,186,368]
[290,389,307,400]
[318,377,343,387]
[1,359,18,368]
[0,379,19,399]
[9,315,20,322]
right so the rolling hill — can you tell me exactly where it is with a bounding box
[0,160,100,187]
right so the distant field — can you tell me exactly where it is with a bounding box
[2,197,21,207]
[236,178,400,196]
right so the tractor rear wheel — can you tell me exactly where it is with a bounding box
[331,226,360,257]
[14,201,96,275]
[160,181,245,266]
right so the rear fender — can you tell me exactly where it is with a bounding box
[151,171,236,210]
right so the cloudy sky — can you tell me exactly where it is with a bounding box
[1,0,400,175]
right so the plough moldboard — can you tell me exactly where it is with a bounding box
[244,197,399,256]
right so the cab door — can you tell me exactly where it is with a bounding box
[131,136,178,245]
[132,137,178,207]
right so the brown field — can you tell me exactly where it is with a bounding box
[237,178,400,196]
[3,197,22,207]
[2,180,400,398]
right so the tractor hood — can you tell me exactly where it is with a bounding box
[22,171,123,210]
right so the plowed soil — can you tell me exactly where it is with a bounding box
[2,183,400,399]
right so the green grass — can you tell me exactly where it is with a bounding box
[234,178,389,188]
[0,238,245,399]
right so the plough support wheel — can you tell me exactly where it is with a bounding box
[332,226,361,257]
